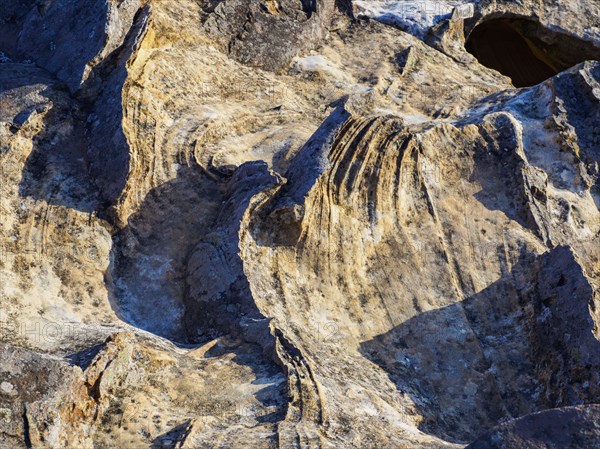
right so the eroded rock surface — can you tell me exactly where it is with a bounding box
[1,0,599,448]
[466,405,600,449]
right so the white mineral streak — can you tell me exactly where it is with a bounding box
[352,0,473,36]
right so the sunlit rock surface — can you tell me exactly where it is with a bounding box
[1,0,599,448]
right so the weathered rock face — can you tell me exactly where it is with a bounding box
[201,0,340,71]
[466,405,600,449]
[240,61,600,446]
[1,0,600,448]
[17,0,143,92]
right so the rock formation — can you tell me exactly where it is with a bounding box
[0,0,599,448]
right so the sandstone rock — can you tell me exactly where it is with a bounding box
[202,0,341,72]
[466,405,600,449]
[1,0,600,447]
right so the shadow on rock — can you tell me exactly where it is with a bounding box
[360,246,600,444]
[15,4,151,213]
[82,4,150,207]
[16,0,141,93]
[150,419,193,449]
[16,85,102,213]
[106,165,225,343]
[107,161,281,349]
[470,113,542,237]
[183,161,282,347]
[466,404,600,449]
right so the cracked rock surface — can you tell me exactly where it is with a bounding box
[1,1,599,448]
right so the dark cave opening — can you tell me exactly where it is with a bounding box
[465,18,600,87]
